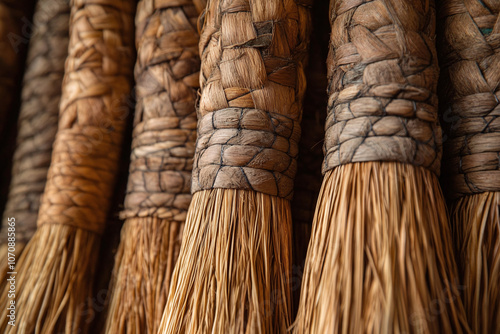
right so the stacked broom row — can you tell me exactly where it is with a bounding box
[0,0,498,333]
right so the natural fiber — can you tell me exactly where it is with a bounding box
[294,1,469,332]
[159,0,312,332]
[437,1,500,332]
[0,0,70,292]
[0,0,135,332]
[104,1,203,332]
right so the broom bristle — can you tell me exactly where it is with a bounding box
[104,217,183,333]
[294,161,469,333]
[0,242,25,292]
[452,192,500,334]
[159,189,293,333]
[0,224,99,333]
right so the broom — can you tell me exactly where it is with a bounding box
[294,0,470,332]
[437,1,500,332]
[103,0,205,332]
[0,0,136,332]
[0,0,70,292]
[158,0,312,332]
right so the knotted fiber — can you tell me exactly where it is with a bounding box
[437,1,500,332]
[0,0,136,332]
[0,0,70,293]
[104,0,205,333]
[158,0,312,332]
[294,1,470,333]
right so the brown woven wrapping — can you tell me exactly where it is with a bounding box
[192,0,312,200]
[438,1,500,197]
[120,0,205,222]
[37,0,135,234]
[324,0,442,176]
[1,0,70,244]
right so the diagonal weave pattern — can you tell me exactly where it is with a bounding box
[120,0,204,222]
[192,0,312,200]
[324,0,442,176]
[37,0,135,234]
[438,0,500,197]
[1,0,70,244]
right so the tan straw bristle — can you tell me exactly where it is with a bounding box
[103,1,204,332]
[0,0,70,292]
[451,193,500,333]
[159,0,312,332]
[159,189,293,333]
[0,0,135,332]
[436,2,500,333]
[294,0,470,332]
[294,162,469,333]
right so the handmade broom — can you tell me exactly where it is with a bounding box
[437,1,500,332]
[158,0,312,332]
[294,0,470,332]
[104,0,205,332]
[0,0,135,332]
[0,0,70,291]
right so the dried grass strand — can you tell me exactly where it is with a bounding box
[452,192,500,334]
[159,189,293,334]
[293,162,470,334]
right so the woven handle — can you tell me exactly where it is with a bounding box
[324,0,442,175]
[1,0,70,243]
[120,0,205,222]
[438,1,500,197]
[37,0,135,234]
[192,0,312,200]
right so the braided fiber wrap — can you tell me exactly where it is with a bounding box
[192,0,312,200]
[323,0,442,175]
[120,0,205,222]
[37,0,135,234]
[1,0,70,244]
[438,1,500,197]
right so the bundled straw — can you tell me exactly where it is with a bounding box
[104,0,205,333]
[158,0,312,332]
[0,0,70,291]
[437,1,500,332]
[294,1,470,333]
[0,0,135,332]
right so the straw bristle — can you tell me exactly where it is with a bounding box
[104,217,183,333]
[159,189,293,333]
[0,242,25,292]
[452,192,500,334]
[0,224,99,333]
[294,162,469,333]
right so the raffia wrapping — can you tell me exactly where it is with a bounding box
[158,0,312,332]
[104,0,205,333]
[294,1,470,333]
[0,0,135,332]
[437,1,500,332]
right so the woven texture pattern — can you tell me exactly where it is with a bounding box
[1,0,70,244]
[191,0,312,200]
[438,1,500,197]
[37,0,135,234]
[120,0,203,222]
[323,0,442,175]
